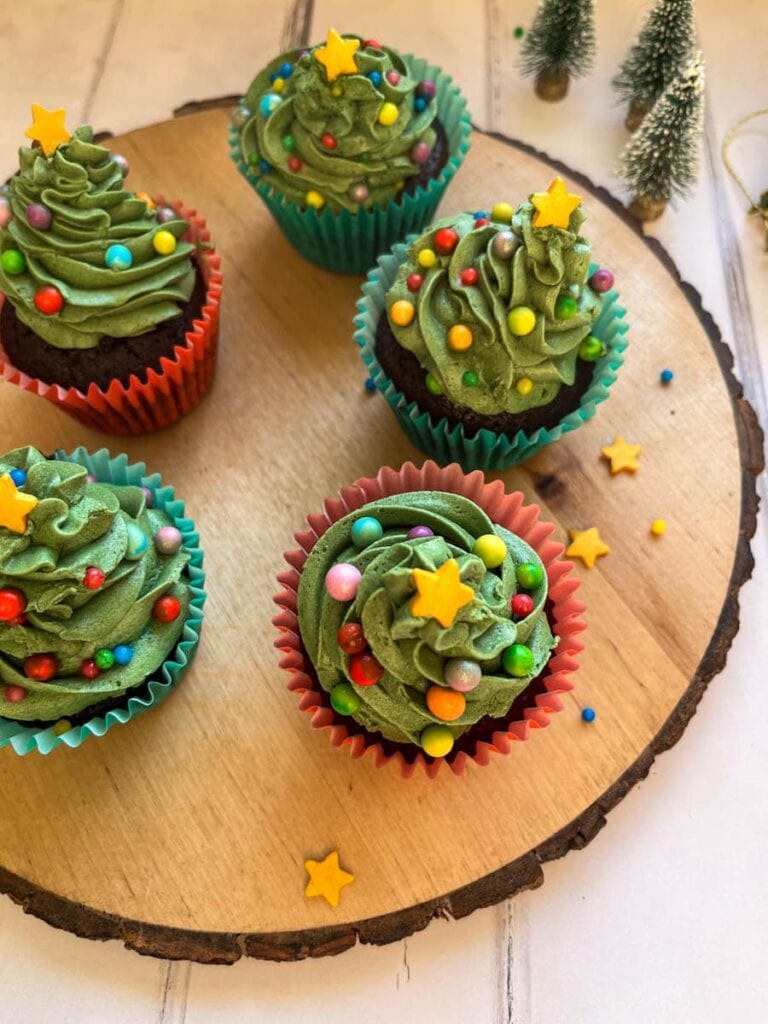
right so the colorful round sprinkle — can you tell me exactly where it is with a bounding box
[364,376,376,392]
[460,267,479,286]
[448,324,473,351]
[305,190,325,209]
[502,643,534,677]
[418,248,437,268]
[155,525,183,555]
[390,299,415,326]
[325,563,362,602]
[1,249,26,275]
[113,644,134,665]
[462,371,479,388]
[378,102,399,126]
[351,516,383,548]
[80,659,100,679]
[491,201,513,223]
[0,587,26,622]
[9,469,26,486]
[330,682,362,716]
[426,684,466,722]
[473,533,507,568]
[511,593,534,618]
[4,685,27,703]
[348,182,369,204]
[410,141,431,164]
[425,372,443,395]
[26,202,52,230]
[660,369,674,384]
[386,70,401,86]
[581,707,596,723]
[434,227,459,255]
[24,653,58,681]
[507,306,536,336]
[321,132,337,150]
[83,566,105,590]
[0,196,12,229]
[420,724,454,758]
[589,269,614,293]
[153,230,177,256]
[125,522,148,560]
[95,648,115,670]
[34,286,64,315]
[444,658,482,693]
[368,70,382,87]
[492,231,516,259]
[555,295,578,319]
[259,92,282,116]
[407,273,424,292]
[348,651,384,686]
[407,526,434,539]
[650,518,667,536]
[516,562,543,589]
[113,153,129,177]
[337,622,366,654]
[516,377,534,396]
[153,594,181,622]
[105,244,132,271]
[578,336,603,362]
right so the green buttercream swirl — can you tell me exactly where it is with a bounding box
[0,447,189,722]
[237,37,437,213]
[298,491,556,746]
[0,126,195,349]
[386,205,602,414]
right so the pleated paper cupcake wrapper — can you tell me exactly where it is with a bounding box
[0,199,223,436]
[355,246,629,470]
[0,448,206,756]
[273,460,585,779]
[229,55,471,275]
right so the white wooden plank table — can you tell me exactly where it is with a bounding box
[0,2,765,1021]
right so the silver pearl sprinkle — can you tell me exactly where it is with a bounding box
[491,230,516,259]
[113,154,129,178]
[231,105,252,129]
[443,658,482,692]
[348,182,369,204]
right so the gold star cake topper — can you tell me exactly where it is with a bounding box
[0,474,39,534]
[566,527,610,570]
[531,177,582,229]
[315,28,360,82]
[25,103,71,157]
[411,558,474,628]
[601,436,642,475]
[304,850,355,908]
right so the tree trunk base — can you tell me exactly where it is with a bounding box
[629,195,668,222]
[534,69,570,102]
[625,99,652,133]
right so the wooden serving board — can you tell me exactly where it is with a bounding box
[0,109,761,964]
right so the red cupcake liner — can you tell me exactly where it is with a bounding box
[274,461,587,779]
[0,198,222,436]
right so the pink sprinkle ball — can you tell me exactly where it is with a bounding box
[589,268,614,294]
[410,141,431,165]
[4,685,26,703]
[154,525,183,555]
[325,563,362,602]
[26,202,52,230]
[407,526,434,539]
[386,70,401,85]
[86,473,98,483]
[0,195,11,228]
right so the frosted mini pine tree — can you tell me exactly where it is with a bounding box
[520,0,596,101]
[618,55,705,222]
[613,0,696,131]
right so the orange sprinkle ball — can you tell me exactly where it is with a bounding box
[448,324,473,351]
[426,684,466,721]
[136,191,156,210]
[390,299,415,326]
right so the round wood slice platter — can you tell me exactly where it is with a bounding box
[0,108,761,964]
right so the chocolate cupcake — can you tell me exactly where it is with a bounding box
[356,178,628,469]
[0,107,222,435]
[230,30,471,273]
[0,446,205,755]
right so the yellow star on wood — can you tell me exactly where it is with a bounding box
[601,436,642,474]
[314,28,360,82]
[566,528,610,570]
[531,177,582,229]
[24,103,71,157]
[411,558,474,628]
[0,473,38,534]
[304,851,354,908]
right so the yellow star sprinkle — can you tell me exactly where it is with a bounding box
[601,436,642,475]
[566,528,610,570]
[0,473,38,534]
[24,103,71,157]
[304,851,354,908]
[411,558,474,628]
[314,29,360,82]
[531,177,581,229]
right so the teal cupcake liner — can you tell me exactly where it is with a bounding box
[355,244,629,470]
[0,448,205,756]
[229,55,471,275]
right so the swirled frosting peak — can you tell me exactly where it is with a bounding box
[297,491,557,754]
[0,447,190,722]
[234,32,439,213]
[0,125,195,350]
[385,185,605,415]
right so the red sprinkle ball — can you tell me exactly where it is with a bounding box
[407,273,424,293]
[152,594,181,623]
[24,652,59,681]
[348,651,384,687]
[80,658,101,680]
[337,622,367,654]
[6,613,27,628]
[4,685,27,704]
[33,285,64,315]
[474,217,490,227]
[321,133,337,150]
[288,156,303,172]
[0,586,26,622]
[83,566,106,590]
[363,38,381,49]
[511,593,534,618]
[434,227,459,256]
[460,267,479,286]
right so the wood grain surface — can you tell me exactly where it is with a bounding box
[0,108,760,963]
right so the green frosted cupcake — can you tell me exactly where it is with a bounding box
[356,178,628,469]
[0,446,204,754]
[229,29,471,274]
